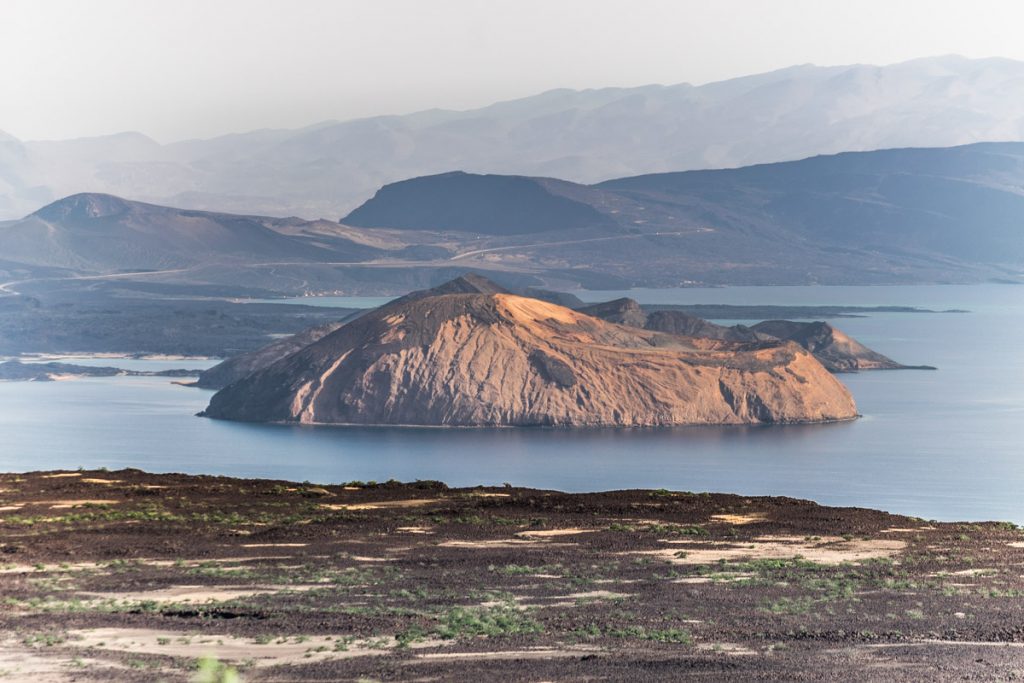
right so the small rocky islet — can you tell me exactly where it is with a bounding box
[201,276,860,427]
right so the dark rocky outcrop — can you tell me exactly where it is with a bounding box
[576,298,648,328]
[643,310,765,342]
[750,320,935,372]
[343,171,619,235]
[579,297,926,372]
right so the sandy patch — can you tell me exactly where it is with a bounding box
[45,499,120,509]
[1008,542,1024,548]
[945,568,998,577]
[634,535,906,565]
[80,478,122,485]
[77,584,320,604]
[0,646,129,682]
[696,642,759,656]
[439,539,574,549]
[40,473,82,479]
[185,555,317,564]
[500,590,631,609]
[867,640,1024,650]
[397,526,434,534]
[66,628,445,666]
[881,526,935,534]
[516,528,598,538]
[0,561,105,574]
[239,543,308,548]
[321,498,437,510]
[558,590,631,600]
[0,556,319,575]
[0,504,24,512]
[470,492,512,498]
[710,513,768,525]
[412,646,602,662]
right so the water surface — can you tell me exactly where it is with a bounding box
[1,284,1021,523]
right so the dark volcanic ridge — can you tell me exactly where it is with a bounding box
[4,141,1024,294]
[577,297,932,372]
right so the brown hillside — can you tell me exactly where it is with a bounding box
[202,289,857,427]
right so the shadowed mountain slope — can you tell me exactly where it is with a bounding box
[0,193,381,272]
[749,320,934,372]
[339,142,1024,284]
[6,142,1023,292]
[579,297,918,371]
[598,142,1024,266]
[6,56,1024,220]
[343,171,619,235]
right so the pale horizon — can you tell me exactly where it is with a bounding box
[5,0,1024,143]
[6,53,1015,146]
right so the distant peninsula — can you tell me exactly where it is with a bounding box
[0,360,197,382]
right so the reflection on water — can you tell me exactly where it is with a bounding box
[1,284,1022,523]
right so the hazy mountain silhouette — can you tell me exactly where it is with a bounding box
[341,142,1024,284]
[4,142,1023,292]
[4,56,1024,220]
[0,193,379,272]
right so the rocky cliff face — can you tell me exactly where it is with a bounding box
[194,322,346,390]
[750,320,919,372]
[201,291,857,427]
[580,297,919,372]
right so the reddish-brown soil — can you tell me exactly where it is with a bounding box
[1,469,1023,681]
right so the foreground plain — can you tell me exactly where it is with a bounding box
[2,470,1024,681]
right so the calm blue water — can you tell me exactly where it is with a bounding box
[243,295,395,309]
[1,284,1022,523]
[10,356,216,372]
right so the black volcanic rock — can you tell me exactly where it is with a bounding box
[524,289,584,308]
[342,171,620,235]
[579,298,924,372]
[643,310,764,342]
[750,320,932,372]
[578,300,762,342]
[577,298,648,328]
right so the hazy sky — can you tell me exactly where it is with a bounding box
[4,0,1024,143]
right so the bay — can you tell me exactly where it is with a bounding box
[1,284,1021,524]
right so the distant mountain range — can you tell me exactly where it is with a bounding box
[344,142,1024,286]
[2,141,1022,294]
[4,55,1024,220]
